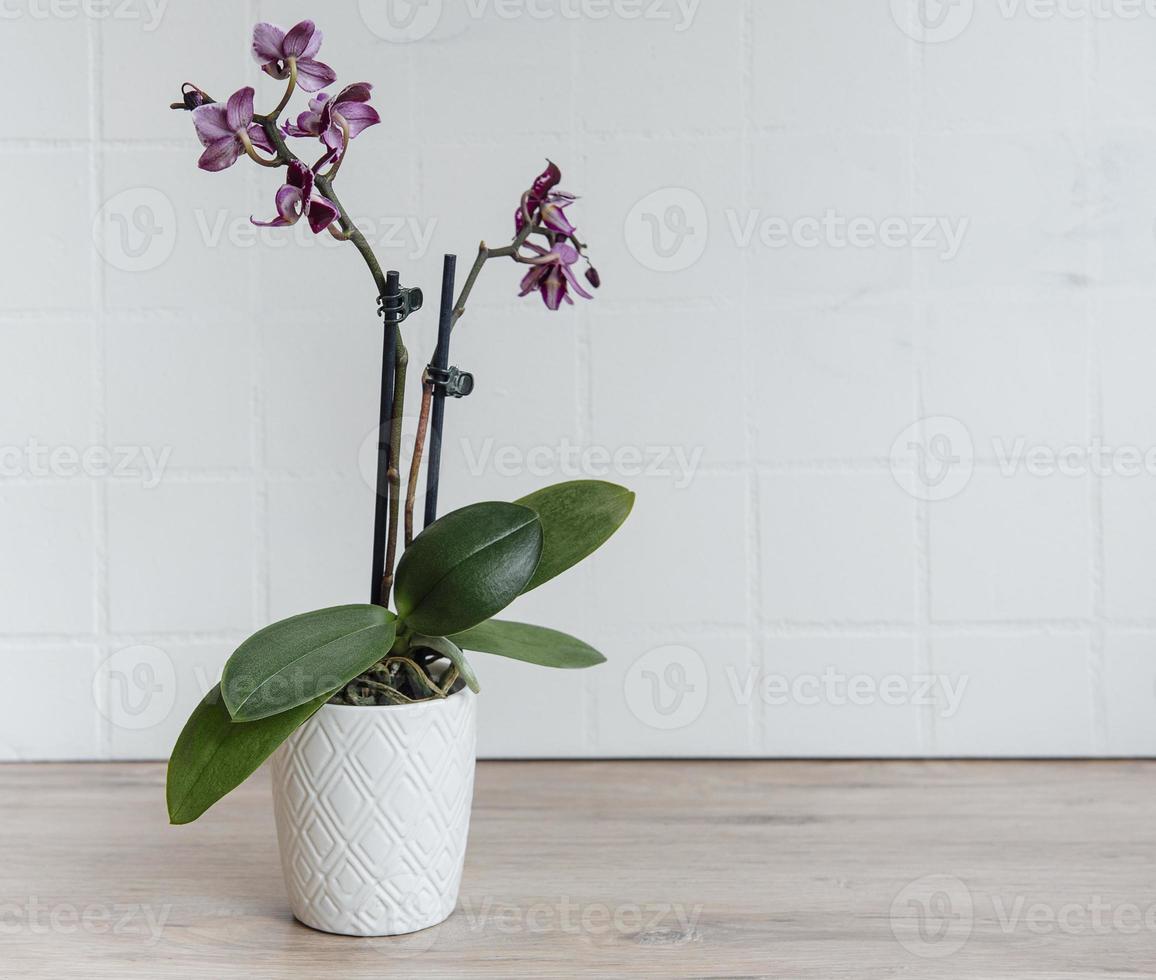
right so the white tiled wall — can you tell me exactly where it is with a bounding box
[3,0,1156,760]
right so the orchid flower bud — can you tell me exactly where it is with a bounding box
[171,82,212,111]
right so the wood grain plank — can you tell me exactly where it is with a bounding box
[0,761,1152,978]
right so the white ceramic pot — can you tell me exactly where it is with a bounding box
[270,688,477,937]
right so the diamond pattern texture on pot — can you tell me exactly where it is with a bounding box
[270,690,477,936]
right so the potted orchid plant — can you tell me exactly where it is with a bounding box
[164,19,632,938]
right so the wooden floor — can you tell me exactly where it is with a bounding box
[0,761,1153,978]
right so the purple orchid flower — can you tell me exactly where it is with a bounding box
[518,241,594,311]
[252,20,336,93]
[191,87,274,173]
[516,161,581,237]
[283,84,380,158]
[251,161,339,234]
[512,161,600,304]
[516,160,562,235]
[526,161,561,206]
[538,191,578,237]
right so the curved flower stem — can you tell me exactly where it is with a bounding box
[412,219,537,551]
[312,146,337,172]
[449,245,490,328]
[450,221,535,329]
[255,114,388,295]
[239,130,281,168]
[254,113,409,604]
[322,118,351,181]
[518,191,534,231]
[405,378,434,547]
[269,59,298,120]
[381,345,408,603]
[317,173,390,293]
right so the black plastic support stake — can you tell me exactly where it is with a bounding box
[370,271,401,605]
[424,254,457,529]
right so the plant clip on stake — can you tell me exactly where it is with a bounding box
[424,253,474,529]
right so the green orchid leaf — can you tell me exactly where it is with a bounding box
[412,634,481,694]
[452,619,606,670]
[515,480,634,593]
[167,684,326,825]
[394,501,543,636]
[222,605,396,722]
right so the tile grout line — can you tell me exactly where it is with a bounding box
[1084,15,1109,755]
[6,456,1138,487]
[0,616,1146,651]
[741,0,762,756]
[5,283,1145,322]
[570,25,599,756]
[909,6,935,756]
[6,120,1129,151]
[1088,304,1107,752]
[88,11,111,759]
[249,0,269,632]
